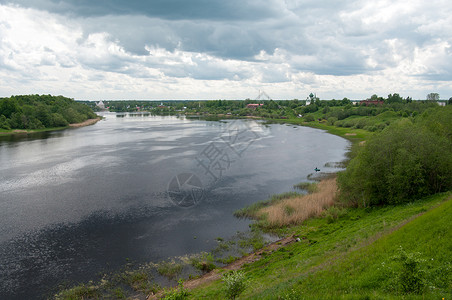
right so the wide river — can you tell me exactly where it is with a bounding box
[0,113,349,299]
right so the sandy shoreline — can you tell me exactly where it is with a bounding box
[68,117,101,128]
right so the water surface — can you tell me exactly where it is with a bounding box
[0,114,349,299]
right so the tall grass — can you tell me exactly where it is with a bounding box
[234,192,301,219]
[258,178,337,228]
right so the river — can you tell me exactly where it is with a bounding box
[0,113,349,299]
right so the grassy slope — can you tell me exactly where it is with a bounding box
[266,118,373,142]
[188,192,451,299]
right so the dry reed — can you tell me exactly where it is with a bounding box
[258,178,338,227]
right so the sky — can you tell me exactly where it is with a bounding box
[0,0,451,100]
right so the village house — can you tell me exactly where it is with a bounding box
[246,103,264,109]
[359,100,384,106]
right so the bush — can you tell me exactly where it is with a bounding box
[363,125,377,132]
[338,116,452,206]
[163,280,189,300]
[333,120,343,127]
[304,114,315,122]
[327,116,338,126]
[392,246,426,294]
[222,270,247,299]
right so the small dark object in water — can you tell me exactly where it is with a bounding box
[314,168,320,172]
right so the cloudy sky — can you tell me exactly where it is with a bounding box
[0,0,451,100]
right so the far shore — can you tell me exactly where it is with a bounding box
[0,117,101,136]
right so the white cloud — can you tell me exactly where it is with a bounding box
[0,1,451,100]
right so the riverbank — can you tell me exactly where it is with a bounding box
[148,235,297,299]
[148,177,339,298]
[235,178,338,230]
[68,117,101,128]
[0,117,101,136]
[187,192,452,299]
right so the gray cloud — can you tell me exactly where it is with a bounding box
[2,0,283,20]
[0,0,451,99]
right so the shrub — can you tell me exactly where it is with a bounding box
[333,120,343,127]
[392,246,426,294]
[304,114,315,122]
[222,270,247,299]
[327,116,338,125]
[363,125,377,132]
[163,280,189,300]
[338,116,452,206]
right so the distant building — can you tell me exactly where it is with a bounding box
[359,100,384,106]
[96,100,105,110]
[246,103,264,109]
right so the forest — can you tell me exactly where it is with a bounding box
[0,94,97,130]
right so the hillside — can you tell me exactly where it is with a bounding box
[188,192,451,299]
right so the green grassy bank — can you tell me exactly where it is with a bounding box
[188,192,451,299]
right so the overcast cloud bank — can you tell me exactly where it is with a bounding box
[0,0,451,100]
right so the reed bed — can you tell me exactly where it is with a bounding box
[258,178,338,227]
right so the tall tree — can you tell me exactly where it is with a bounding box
[426,93,440,101]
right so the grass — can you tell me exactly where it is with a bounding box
[189,252,216,272]
[54,282,102,300]
[188,192,451,299]
[157,260,184,279]
[259,178,337,228]
[234,192,301,219]
[293,182,318,193]
[267,117,374,142]
[236,178,338,230]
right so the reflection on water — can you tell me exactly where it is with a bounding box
[0,130,66,143]
[0,113,349,299]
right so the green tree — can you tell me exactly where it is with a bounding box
[0,115,10,130]
[426,93,439,101]
[50,113,69,127]
[0,98,21,118]
[338,113,452,206]
[386,93,403,104]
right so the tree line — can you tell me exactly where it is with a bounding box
[338,105,452,206]
[0,95,97,130]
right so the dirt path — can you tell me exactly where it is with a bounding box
[147,235,296,299]
[68,117,101,128]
